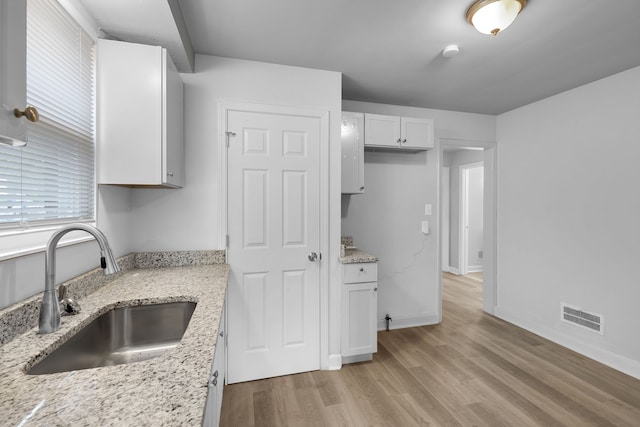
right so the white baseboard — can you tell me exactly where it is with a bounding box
[494,306,640,380]
[448,266,460,275]
[342,353,372,364]
[326,353,342,371]
[467,265,484,273]
[442,266,450,273]
[377,312,440,331]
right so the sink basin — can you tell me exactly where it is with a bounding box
[27,301,197,375]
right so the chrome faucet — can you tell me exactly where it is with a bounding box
[39,223,120,334]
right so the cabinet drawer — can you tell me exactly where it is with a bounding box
[343,263,378,284]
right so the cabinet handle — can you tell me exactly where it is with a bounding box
[167,172,174,177]
[373,287,377,292]
[219,331,224,338]
[213,370,219,378]
[402,139,407,143]
[360,268,364,272]
[212,378,218,386]
[396,138,401,144]
[360,186,365,191]
[14,106,40,123]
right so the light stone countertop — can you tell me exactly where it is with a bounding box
[0,264,229,426]
[339,248,379,264]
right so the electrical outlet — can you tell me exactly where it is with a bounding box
[478,250,483,259]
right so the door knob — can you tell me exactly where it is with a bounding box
[308,252,318,261]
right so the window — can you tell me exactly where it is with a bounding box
[0,0,95,229]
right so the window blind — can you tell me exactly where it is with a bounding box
[0,0,95,228]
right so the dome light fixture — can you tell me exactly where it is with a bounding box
[466,0,527,36]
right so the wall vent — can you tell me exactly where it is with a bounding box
[561,303,603,335]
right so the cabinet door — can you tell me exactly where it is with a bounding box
[0,0,27,145]
[342,281,378,356]
[97,39,184,188]
[341,112,364,194]
[163,52,184,187]
[400,117,434,150]
[203,305,226,427]
[364,113,400,148]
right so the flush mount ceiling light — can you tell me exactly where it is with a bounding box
[466,0,527,36]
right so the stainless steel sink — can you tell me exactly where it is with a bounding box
[27,301,196,375]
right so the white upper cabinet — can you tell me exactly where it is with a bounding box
[97,39,184,188]
[364,113,434,151]
[0,0,28,146]
[341,112,365,194]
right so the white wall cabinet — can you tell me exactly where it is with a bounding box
[341,112,365,194]
[364,113,434,151]
[342,262,378,362]
[97,39,184,188]
[0,0,28,145]
[203,304,225,426]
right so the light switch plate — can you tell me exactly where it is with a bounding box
[425,203,432,216]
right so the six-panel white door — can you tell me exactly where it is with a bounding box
[226,109,321,384]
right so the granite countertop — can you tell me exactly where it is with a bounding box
[0,263,229,426]
[339,248,379,264]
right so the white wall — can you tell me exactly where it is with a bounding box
[342,100,495,329]
[130,55,344,363]
[496,65,640,378]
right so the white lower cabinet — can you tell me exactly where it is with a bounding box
[341,263,378,363]
[203,304,225,426]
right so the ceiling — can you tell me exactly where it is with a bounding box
[82,0,640,115]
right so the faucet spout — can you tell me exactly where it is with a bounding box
[39,223,120,334]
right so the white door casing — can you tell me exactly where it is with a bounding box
[226,108,322,384]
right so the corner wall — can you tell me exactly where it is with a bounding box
[341,100,495,329]
[130,55,343,365]
[496,65,640,378]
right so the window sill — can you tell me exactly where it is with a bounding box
[0,222,97,262]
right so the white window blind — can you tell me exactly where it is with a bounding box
[0,0,95,228]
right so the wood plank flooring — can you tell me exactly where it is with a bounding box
[219,272,640,426]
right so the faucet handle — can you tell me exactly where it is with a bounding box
[58,284,81,315]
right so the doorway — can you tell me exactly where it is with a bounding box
[439,139,496,316]
[223,104,329,384]
[460,161,484,275]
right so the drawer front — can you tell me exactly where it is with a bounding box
[343,263,378,284]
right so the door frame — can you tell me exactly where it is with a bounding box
[459,161,484,276]
[218,100,331,373]
[438,138,497,316]
[441,166,450,272]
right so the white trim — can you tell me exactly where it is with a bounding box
[448,266,461,275]
[377,312,439,331]
[441,166,450,272]
[494,305,640,380]
[0,222,96,261]
[327,353,342,370]
[467,266,484,273]
[218,100,331,375]
[342,353,372,364]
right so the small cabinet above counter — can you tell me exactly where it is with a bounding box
[364,113,434,151]
[97,39,184,188]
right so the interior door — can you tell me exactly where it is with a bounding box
[226,109,321,384]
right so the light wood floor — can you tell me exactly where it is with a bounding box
[219,272,640,426]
